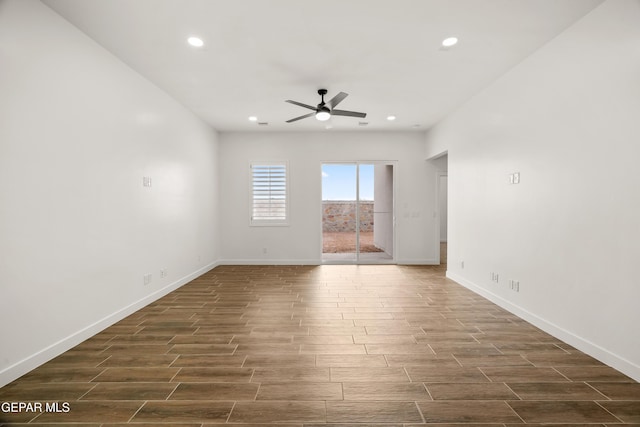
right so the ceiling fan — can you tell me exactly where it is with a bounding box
[285,89,367,123]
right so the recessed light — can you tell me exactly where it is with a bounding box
[187,36,204,47]
[248,116,257,122]
[442,37,458,47]
[387,115,396,121]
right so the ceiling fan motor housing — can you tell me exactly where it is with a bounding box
[318,89,328,108]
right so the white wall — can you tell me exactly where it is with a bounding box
[219,132,434,264]
[0,0,220,386]
[425,0,640,381]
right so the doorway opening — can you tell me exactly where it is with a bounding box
[321,162,395,264]
[432,152,448,266]
[438,171,448,266]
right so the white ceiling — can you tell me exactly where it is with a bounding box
[42,0,602,132]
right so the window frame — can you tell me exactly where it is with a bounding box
[249,161,290,227]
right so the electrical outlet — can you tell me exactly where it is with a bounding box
[142,176,152,187]
[143,273,152,286]
[262,247,267,254]
[509,280,520,292]
[160,269,167,278]
[513,172,520,184]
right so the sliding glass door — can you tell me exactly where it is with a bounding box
[321,162,395,264]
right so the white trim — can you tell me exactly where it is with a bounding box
[222,259,433,266]
[447,271,640,382]
[398,258,439,265]
[0,261,220,387]
[220,259,321,266]
[322,258,396,266]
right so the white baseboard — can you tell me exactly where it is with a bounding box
[219,259,321,266]
[398,258,438,265]
[220,258,441,266]
[0,261,220,387]
[447,271,640,382]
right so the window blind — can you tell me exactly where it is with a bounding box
[251,163,288,224]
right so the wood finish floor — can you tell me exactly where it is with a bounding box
[1,264,639,425]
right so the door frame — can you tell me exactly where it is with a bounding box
[320,161,397,265]
[436,170,448,265]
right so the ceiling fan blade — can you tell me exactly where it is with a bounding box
[328,92,348,109]
[285,100,316,111]
[286,112,315,123]
[331,109,367,118]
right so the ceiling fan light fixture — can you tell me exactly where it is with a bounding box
[315,110,331,121]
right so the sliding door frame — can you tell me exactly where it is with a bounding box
[320,160,397,265]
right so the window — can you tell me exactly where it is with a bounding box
[251,162,289,226]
